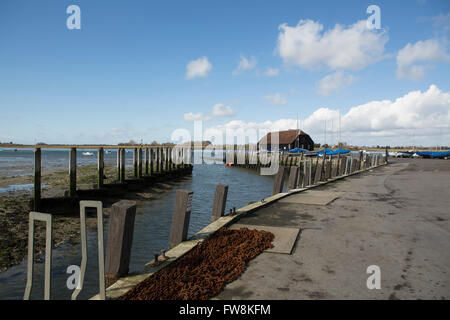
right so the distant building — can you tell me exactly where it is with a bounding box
[257,129,314,151]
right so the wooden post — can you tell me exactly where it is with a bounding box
[272,166,286,195]
[69,148,77,197]
[34,148,41,211]
[117,148,121,181]
[138,148,143,178]
[155,148,160,173]
[105,201,137,285]
[211,184,228,223]
[169,190,193,249]
[385,148,389,164]
[325,156,332,180]
[133,148,138,178]
[358,151,363,170]
[288,166,299,190]
[120,149,126,183]
[98,147,104,189]
[339,157,346,176]
[332,153,340,177]
[149,148,153,175]
[144,148,149,176]
[303,160,309,187]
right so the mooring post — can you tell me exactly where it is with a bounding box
[34,148,41,211]
[133,148,138,178]
[138,148,143,178]
[385,148,389,164]
[273,166,286,195]
[120,149,126,183]
[117,148,121,181]
[155,148,160,173]
[211,184,228,223]
[288,166,299,190]
[144,148,149,176]
[98,148,104,189]
[169,190,193,249]
[358,151,363,170]
[69,148,77,197]
[105,201,137,285]
[149,148,154,176]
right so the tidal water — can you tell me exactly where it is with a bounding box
[0,149,274,300]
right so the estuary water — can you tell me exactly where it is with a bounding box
[0,149,274,300]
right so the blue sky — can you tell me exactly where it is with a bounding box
[0,0,449,146]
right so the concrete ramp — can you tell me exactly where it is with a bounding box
[278,190,344,206]
[228,224,300,255]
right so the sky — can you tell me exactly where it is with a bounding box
[0,0,449,147]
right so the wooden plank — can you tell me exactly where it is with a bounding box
[211,184,228,222]
[105,201,137,285]
[272,166,286,195]
[287,166,299,190]
[169,190,194,249]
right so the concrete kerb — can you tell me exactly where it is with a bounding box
[90,162,387,300]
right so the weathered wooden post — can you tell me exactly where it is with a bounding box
[155,148,160,173]
[105,201,137,285]
[358,151,363,170]
[385,148,389,164]
[34,148,41,211]
[325,155,332,180]
[133,148,138,178]
[332,153,340,177]
[149,148,154,175]
[169,190,193,249]
[144,148,149,176]
[288,166,299,190]
[272,166,286,195]
[69,148,77,197]
[98,148,104,189]
[117,148,121,181]
[138,148,143,178]
[339,156,346,176]
[120,149,126,183]
[211,184,228,223]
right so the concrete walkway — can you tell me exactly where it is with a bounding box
[216,159,450,300]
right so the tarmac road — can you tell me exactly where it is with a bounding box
[216,158,450,300]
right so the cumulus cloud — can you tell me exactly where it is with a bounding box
[212,103,235,117]
[233,55,257,75]
[264,67,280,77]
[185,57,212,79]
[264,93,288,106]
[276,19,388,71]
[396,39,450,81]
[317,72,355,96]
[184,103,235,122]
[205,85,450,146]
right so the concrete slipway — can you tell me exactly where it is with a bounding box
[215,159,450,300]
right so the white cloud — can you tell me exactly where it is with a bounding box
[233,55,257,75]
[184,103,235,122]
[264,67,280,77]
[206,85,450,146]
[185,57,212,79]
[276,19,388,71]
[183,112,212,122]
[212,103,235,117]
[317,71,355,96]
[264,93,288,106]
[396,39,450,81]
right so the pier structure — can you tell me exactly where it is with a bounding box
[0,144,193,211]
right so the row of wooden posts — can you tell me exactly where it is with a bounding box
[272,151,388,194]
[33,147,192,211]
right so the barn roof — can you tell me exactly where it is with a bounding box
[258,129,309,145]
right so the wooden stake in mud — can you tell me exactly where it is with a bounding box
[144,148,149,176]
[138,148,143,178]
[69,148,77,197]
[105,201,137,285]
[117,148,121,181]
[98,147,104,189]
[149,148,154,176]
[33,148,41,211]
[169,190,193,249]
[211,184,228,223]
[120,149,126,183]
[133,148,138,178]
